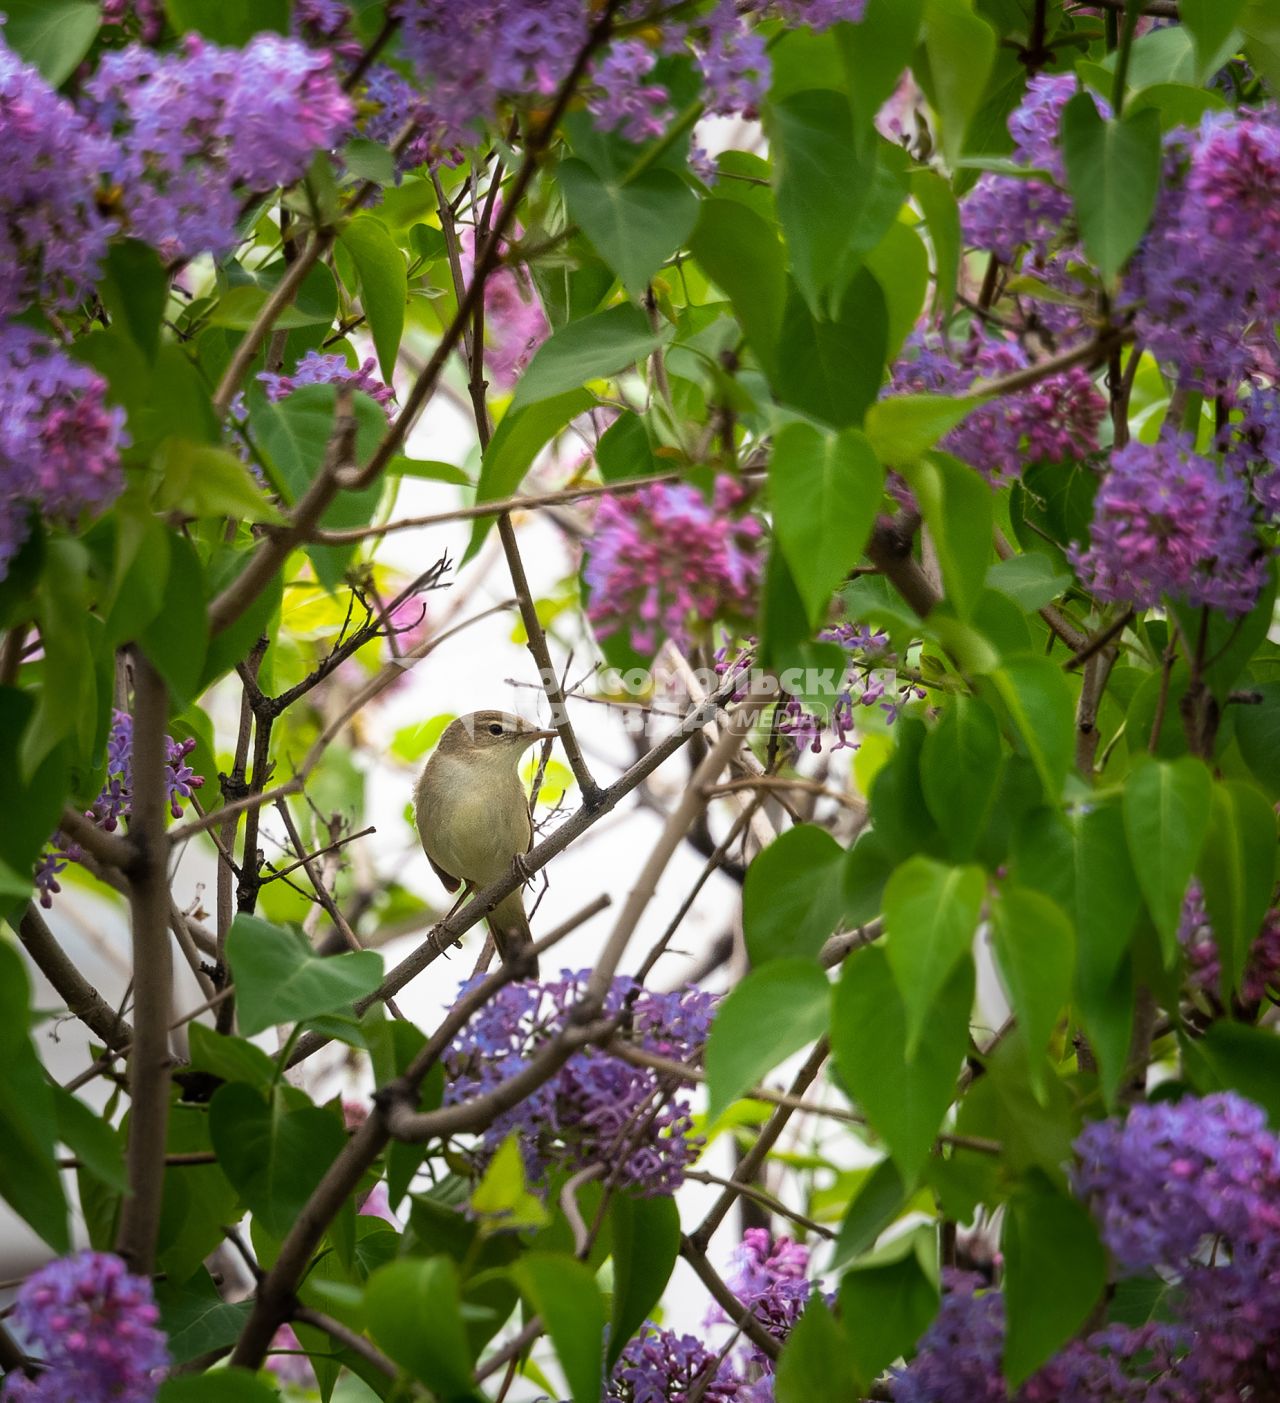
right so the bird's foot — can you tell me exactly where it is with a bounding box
[512,853,535,887]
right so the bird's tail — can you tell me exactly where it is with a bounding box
[488,890,538,976]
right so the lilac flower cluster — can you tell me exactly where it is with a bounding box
[1,1252,168,1403]
[483,265,551,389]
[961,75,1082,265]
[83,35,352,260]
[360,65,455,174]
[0,324,127,582]
[725,1229,813,1381]
[35,710,204,907]
[394,0,866,147]
[443,971,717,1193]
[0,40,114,318]
[1221,382,1280,520]
[1178,880,1280,1004]
[259,350,396,417]
[584,479,763,658]
[1073,1093,1280,1395]
[1069,437,1266,616]
[888,328,1106,485]
[100,0,165,43]
[893,1272,1197,1403]
[1126,109,1280,391]
[606,1323,740,1403]
[293,0,364,66]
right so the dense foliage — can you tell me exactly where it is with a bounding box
[0,0,1278,1400]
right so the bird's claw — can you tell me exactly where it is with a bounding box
[512,853,535,887]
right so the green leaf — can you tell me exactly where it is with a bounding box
[1002,1174,1107,1386]
[1199,781,1276,998]
[154,440,282,525]
[513,1254,605,1403]
[775,1297,859,1403]
[911,167,961,315]
[511,305,661,410]
[883,856,985,1059]
[608,1192,680,1368]
[1123,757,1212,963]
[864,222,930,362]
[985,553,1072,611]
[208,1083,347,1240]
[560,159,698,298]
[1236,682,1280,798]
[901,451,991,619]
[920,0,997,165]
[1,0,100,85]
[156,1105,240,1284]
[743,825,849,965]
[339,215,407,383]
[990,886,1075,1098]
[209,260,338,330]
[1180,0,1248,78]
[0,942,68,1251]
[830,1158,907,1272]
[1184,1021,1280,1127]
[101,241,169,363]
[774,271,888,429]
[840,1234,940,1390]
[921,696,1004,861]
[226,914,383,1037]
[463,389,594,562]
[837,0,927,131]
[770,424,884,626]
[690,199,786,381]
[832,944,973,1183]
[705,961,831,1123]
[157,1369,283,1403]
[53,1086,125,1191]
[157,1272,253,1366]
[1062,95,1162,283]
[186,1021,276,1093]
[470,1134,549,1231]
[365,1257,478,1400]
[990,655,1075,802]
[865,394,974,466]
[767,89,874,313]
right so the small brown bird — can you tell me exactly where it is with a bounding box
[414,710,555,971]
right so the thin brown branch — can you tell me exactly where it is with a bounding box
[115,652,173,1275]
[58,807,133,870]
[681,1237,781,1362]
[292,1306,401,1384]
[15,903,133,1052]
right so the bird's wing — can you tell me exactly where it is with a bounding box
[426,851,461,892]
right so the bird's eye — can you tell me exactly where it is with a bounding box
[488,722,504,736]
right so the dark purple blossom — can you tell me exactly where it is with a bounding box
[0,39,114,317]
[443,971,717,1193]
[1178,880,1280,1004]
[893,1271,1006,1403]
[359,65,454,173]
[35,711,204,906]
[0,324,126,581]
[1126,110,1280,391]
[83,35,352,260]
[100,0,165,43]
[584,478,762,658]
[1070,437,1266,616]
[888,328,1105,485]
[259,350,396,416]
[589,40,673,143]
[1,1252,168,1403]
[606,1322,740,1402]
[293,0,364,65]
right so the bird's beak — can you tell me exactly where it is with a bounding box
[529,728,558,741]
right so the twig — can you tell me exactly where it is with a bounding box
[15,904,133,1052]
[684,1170,835,1241]
[292,1306,401,1384]
[680,1237,781,1362]
[115,651,173,1275]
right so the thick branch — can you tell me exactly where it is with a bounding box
[115,652,173,1275]
[866,511,939,618]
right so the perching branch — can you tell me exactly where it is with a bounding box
[15,903,133,1052]
[115,651,174,1276]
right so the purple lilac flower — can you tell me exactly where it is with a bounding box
[292,0,364,65]
[0,40,114,317]
[1178,881,1280,1004]
[265,1324,317,1389]
[606,1322,740,1402]
[1126,110,1280,391]
[721,1230,812,1379]
[893,1271,1006,1403]
[0,324,127,581]
[695,2,771,119]
[259,350,396,416]
[589,40,673,144]
[443,971,717,1193]
[1073,1093,1280,1273]
[34,711,204,906]
[1070,437,1266,616]
[83,35,352,260]
[1,1252,168,1403]
[360,65,455,174]
[961,76,1084,264]
[1221,382,1280,519]
[100,0,164,43]
[583,478,762,658]
[887,328,1106,485]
